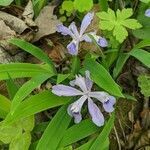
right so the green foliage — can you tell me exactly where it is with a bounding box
[89,113,114,150]
[97,8,142,43]
[62,1,74,12]
[84,58,124,97]
[138,75,150,97]
[140,0,150,3]
[36,105,71,150]
[0,0,14,6]
[74,0,93,12]
[129,48,150,68]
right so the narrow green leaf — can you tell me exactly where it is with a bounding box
[0,63,51,80]
[36,106,71,150]
[89,114,115,150]
[130,49,150,68]
[4,91,71,125]
[84,58,124,97]
[0,94,11,118]
[59,119,99,147]
[134,39,150,49]
[0,0,13,6]
[99,0,108,11]
[57,74,70,84]
[6,74,19,100]
[9,38,56,73]
[113,53,129,79]
[71,56,80,75]
[10,74,51,114]
[75,139,95,150]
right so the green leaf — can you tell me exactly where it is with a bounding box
[129,49,150,68]
[0,0,13,6]
[98,0,108,11]
[33,0,47,17]
[71,56,81,75]
[59,119,100,147]
[97,8,142,43]
[140,0,150,3]
[9,38,56,74]
[134,39,150,48]
[132,28,150,39]
[0,63,51,80]
[89,113,115,150]
[9,132,31,150]
[10,74,51,114]
[74,0,93,12]
[36,106,71,150]
[138,75,150,97]
[21,116,35,132]
[62,1,74,12]
[113,53,129,79]
[5,91,71,125]
[75,139,95,150]
[84,58,124,97]
[57,74,70,84]
[0,123,22,144]
[6,75,19,100]
[0,94,11,118]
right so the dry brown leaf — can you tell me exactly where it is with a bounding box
[0,20,16,40]
[22,0,36,27]
[0,11,28,34]
[33,5,61,42]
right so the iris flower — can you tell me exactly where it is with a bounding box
[57,12,108,56]
[52,71,116,127]
[145,9,150,17]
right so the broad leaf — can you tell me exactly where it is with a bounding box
[130,49,150,68]
[84,58,124,97]
[0,63,51,80]
[5,91,71,124]
[36,106,71,150]
[10,74,51,113]
[0,0,13,6]
[10,38,56,73]
[0,94,11,118]
[89,113,115,150]
[59,119,99,147]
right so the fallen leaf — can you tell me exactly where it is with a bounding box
[33,5,61,42]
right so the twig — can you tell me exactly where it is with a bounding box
[114,125,122,150]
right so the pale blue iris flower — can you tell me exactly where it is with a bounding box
[57,12,108,55]
[52,71,115,127]
[145,9,150,17]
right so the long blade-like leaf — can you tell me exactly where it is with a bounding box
[10,38,56,73]
[0,63,51,80]
[84,58,124,97]
[36,106,71,150]
[10,74,51,114]
[4,91,71,125]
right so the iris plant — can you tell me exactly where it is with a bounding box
[57,12,108,55]
[52,71,116,127]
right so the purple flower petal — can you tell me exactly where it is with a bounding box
[69,22,79,38]
[67,95,87,123]
[103,96,116,112]
[145,9,150,17]
[89,91,110,103]
[85,70,93,91]
[88,98,104,127]
[57,24,74,37]
[97,37,108,47]
[52,84,82,96]
[67,41,78,55]
[74,75,88,92]
[80,12,94,36]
